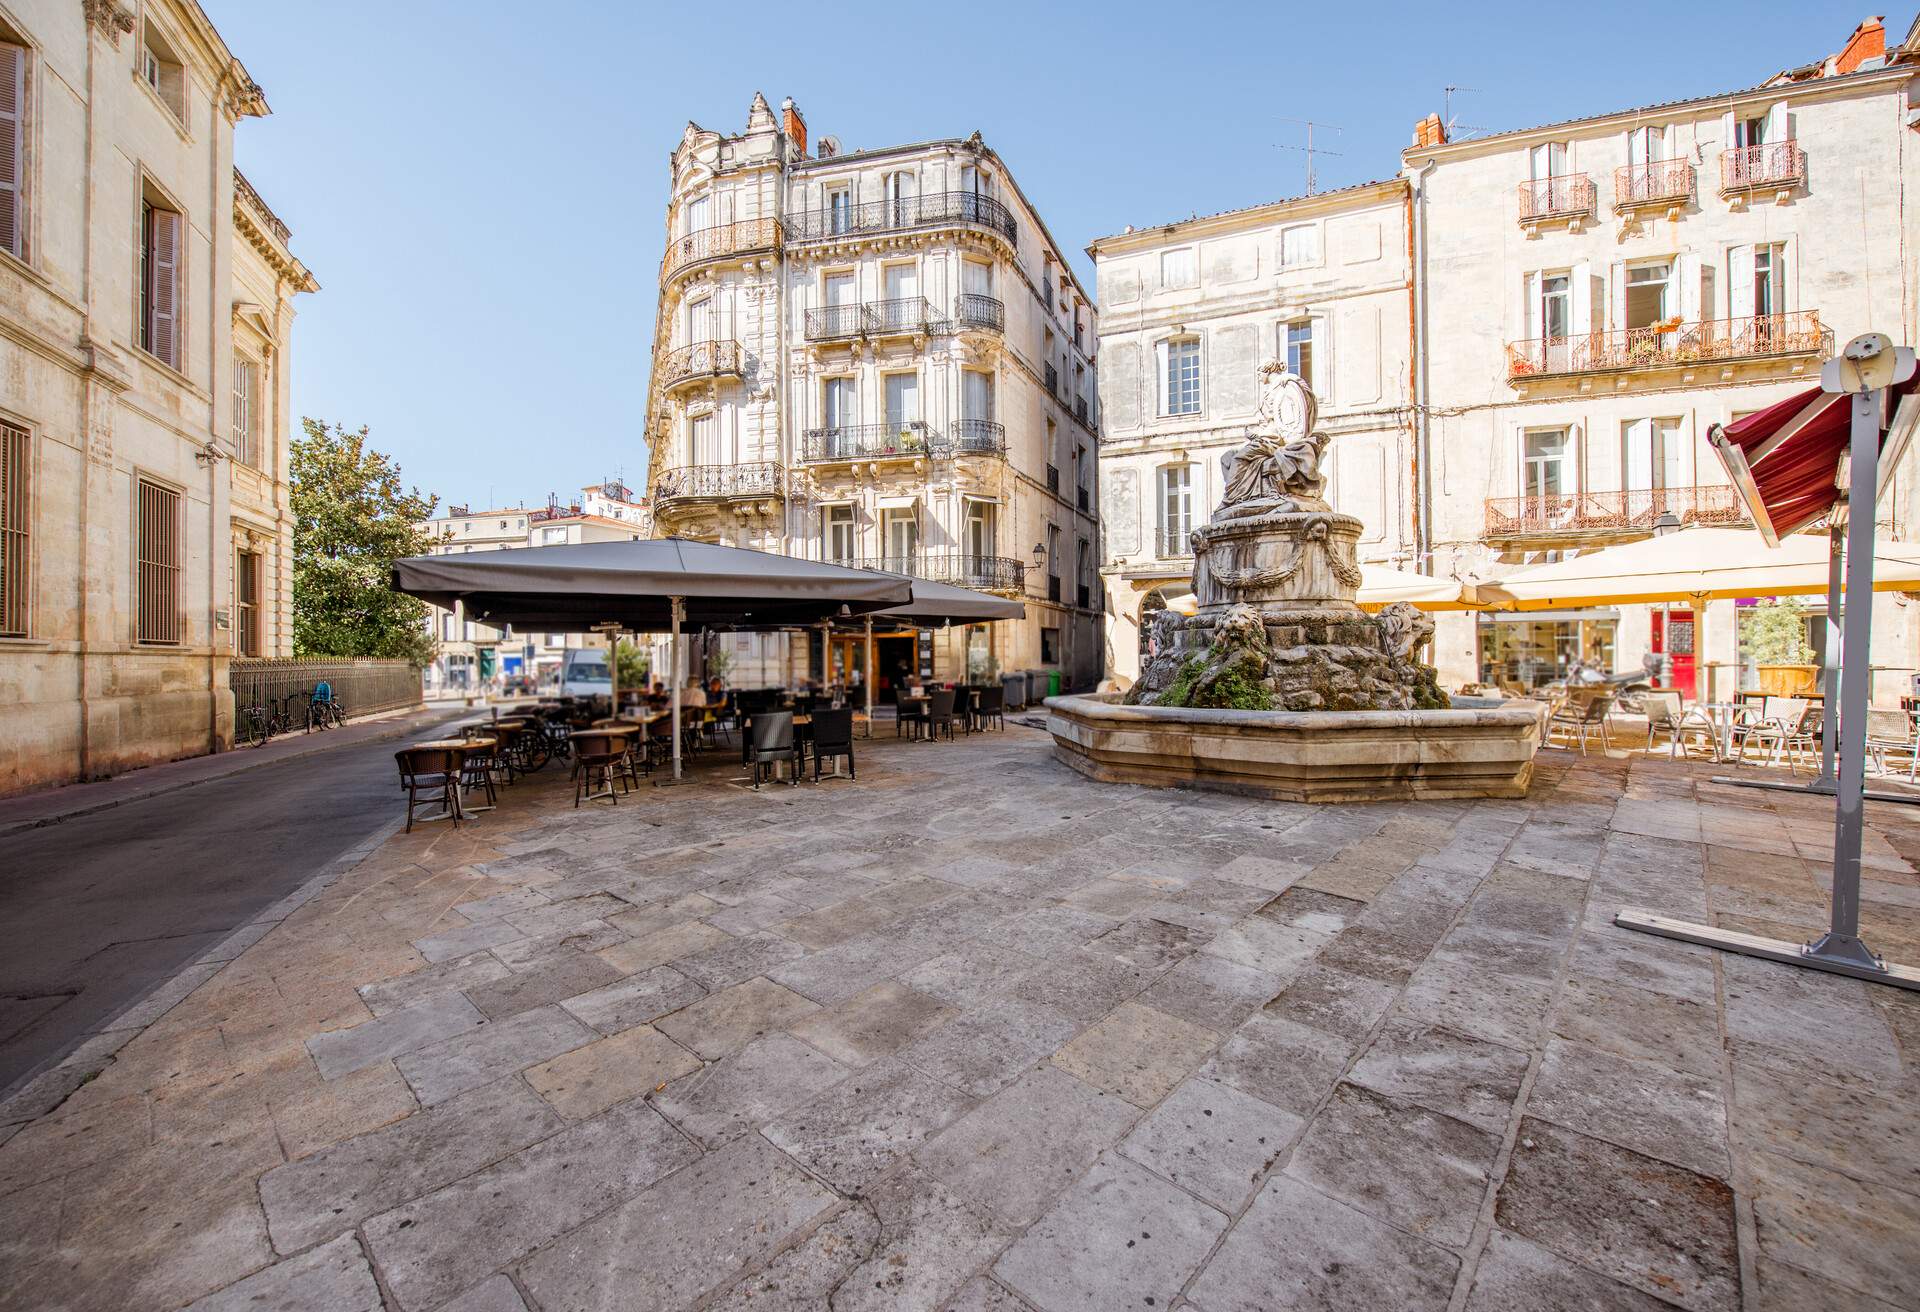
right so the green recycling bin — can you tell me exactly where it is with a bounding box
[1047,669,1061,698]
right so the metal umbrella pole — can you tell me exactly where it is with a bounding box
[668,597,684,783]
[864,616,875,739]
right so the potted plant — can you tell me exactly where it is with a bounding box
[1744,598,1818,696]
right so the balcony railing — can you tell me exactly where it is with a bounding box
[786,190,1018,246]
[652,461,784,514]
[1156,526,1194,558]
[1517,174,1596,224]
[1485,485,1748,539]
[1506,311,1831,379]
[1074,396,1089,425]
[952,419,1006,456]
[804,297,949,343]
[1720,142,1806,194]
[847,554,1027,593]
[1613,159,1695,210]
[661,217,782,280]
[954,293,1005,333]
[656,339,744,391]
[1045,362,1060,396]
[801,421,941,463]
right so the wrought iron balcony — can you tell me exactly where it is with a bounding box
[1720,142,1806,194]
[660,217,782,281]
[1507,311,1830,380]
[651,461,784,515]
[1485,485,1748,540]
[954,293,1004,333]
[1156,526,1194,559]
[801,421,942,463]
[1074,396,1089,425]
[847,554,1027,594]
[656,339,744,392]
[804,297,949,343]
[1613,159,1695,211]
[951,419,1006,456]
[785,190,1019,247]
[1045,362,1060,396]
[1517,174,1596,225]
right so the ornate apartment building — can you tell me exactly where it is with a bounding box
[1408,16,1920,700]
[1088,180,1414,682]
[0,0,316,794]
[643,95,1101,691]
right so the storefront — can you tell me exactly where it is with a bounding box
[1477,610,1619,694]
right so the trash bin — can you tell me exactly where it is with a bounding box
[1001,672,1027,710]
[1026,670,1046,704]
[1047,669,1062,699]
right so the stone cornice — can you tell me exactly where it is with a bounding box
[234,202,318,293]
[81,0,135,43]
[1088,181,1408,259]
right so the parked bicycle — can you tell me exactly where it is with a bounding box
[237,700,284,747]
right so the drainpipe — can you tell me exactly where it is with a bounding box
[1408,157,1437,572]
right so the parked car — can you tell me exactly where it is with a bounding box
[558,649,612,700]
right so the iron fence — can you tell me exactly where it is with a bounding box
[847,554,1027,593]
[230,657,423,721]
[1517,174,1596,223]
[951,419,1006,456]
[803,297,948,342]
[801,422,941,462]
[785,190,1018,246]
[657,339,744,389]
[651,461,785,513]
[954,293,1004,332]
[660,217,782,280]
[1614,159,1694,209]
[1484,484,1748,538]
[1507,311,1831,378]
[1720,142,1806,193]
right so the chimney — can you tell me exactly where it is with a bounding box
[1411,113,1448,149]
[1836,16,1885,74]
[781,97,808,158]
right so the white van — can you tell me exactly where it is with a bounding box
[558,648,613,700]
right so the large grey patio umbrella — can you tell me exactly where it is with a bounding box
[393,538,912,779]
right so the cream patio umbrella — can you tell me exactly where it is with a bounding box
[1156,567,1490,615]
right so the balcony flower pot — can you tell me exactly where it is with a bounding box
[1756,664,1819,697]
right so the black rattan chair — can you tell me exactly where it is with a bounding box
[896,692,930,740]
[750,711,800,789]
[927,687,959,742]
[396,746,462,832]
[974,685,1005,731]
[809,707,855,781]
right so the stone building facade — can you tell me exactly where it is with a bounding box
[0,0,315,795]
[1407,16,1920,701]
[1087,180,1414,684]
[644,95,1101,692]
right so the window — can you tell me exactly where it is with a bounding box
[683,193,709,236]
[1279,224,1320,269]
[962,258,992,300]
[1523,430,1570,498]
[883,373,920,436]
[962,370,994,423]
[1753,243,1784,318]
[234,549,261,656]
[140,23,186,123]
[689,412,714,463]
[1047,523,1061,602]
[824,504,856,564]
[964,499,996,563]
[686,296,713,343]
[1627,125,1667,167]
[1,39,24,261]
[140,195,182,368]
[1626,262,1671,330]
[1734,114,1769,148]
[1285,320,1315,391]
[541,527,567,544]
[137,478,181,644]
[1160,247,1196,290]
[0,418,26,636]
[1538,273,1571,341]
[1624,418,1684,491]
[1041,627,1060,663]
[826,185,852,235]
[1162,338,1201,416]
[230,356,259,467]
[884,169,917,225]
[1528,141,1568,180]
[1157,464,1192,556]
[881,507,917,570]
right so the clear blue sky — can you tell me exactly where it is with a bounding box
[207,0,1886,511]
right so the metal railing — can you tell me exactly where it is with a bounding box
[1507,311,1830,378]
[951,419,1006,456]
[660,216,782,280]
[652,461,785,513]
[847,554,1027,593]
[230,657,423,721]
[656,339,745,390]
[1484,485,1748,538]
[954,293,1004,332]
[1517,174,1596,222]
[1720,142,1806,192]
[1614,159,1695,208]
[1156,526,1194,558]
[801,422,942,463]
[786,190,1019,246]
[804,297,949,342]
[1045,362,1060,396]
[1074,396,1089,425]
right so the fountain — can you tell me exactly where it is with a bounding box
[1048,363,1541,802]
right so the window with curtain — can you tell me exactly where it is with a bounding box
[1160,247,1196,290]
[1623,418,1684,492]
[1163,339,1200,416]
[1157,465,1192,556]
[1279,224,1320,269]
[1285,321,1315,392]
[1523,430,1570,498]
[823,505,856,564]
[964,499,995,566]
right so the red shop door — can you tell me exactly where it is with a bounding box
[1653,609,1697,700]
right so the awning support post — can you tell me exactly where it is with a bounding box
[1818,518,1844,788]
[669,597,684,783]
[864,616,875,738]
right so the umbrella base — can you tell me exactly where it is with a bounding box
[1615,909,1920,992]
[1708,775,1920,807]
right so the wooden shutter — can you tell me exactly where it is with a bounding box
[150,206,179,367]
[0,42,21,260]
[0,419,27,637]
[137,479,181,643]
[1727,245,1754,321]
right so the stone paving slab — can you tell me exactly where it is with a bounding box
[5,730,1920,1311]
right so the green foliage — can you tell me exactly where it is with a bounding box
[1158,654,1275,711]
[966,648,1000,682]
[615,639,650,689]
[1744,598,1815,665]
[291,419,439,664]
[707,647,733,681]
[1411,665,1452,710]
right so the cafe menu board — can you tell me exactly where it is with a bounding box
[917,629,935,679]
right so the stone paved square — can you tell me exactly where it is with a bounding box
[3,726,1918,1311]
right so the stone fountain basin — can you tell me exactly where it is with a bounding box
[1043,694,1544,803]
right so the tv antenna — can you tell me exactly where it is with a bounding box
[1274,117,1344,195]
[1443,85,1481,141]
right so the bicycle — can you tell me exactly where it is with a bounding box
[237,702,278,747]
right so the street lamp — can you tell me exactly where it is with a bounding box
[1652,511,1683,537]
[1031,542,1046,568]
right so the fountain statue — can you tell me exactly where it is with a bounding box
[1128,361,1447,713]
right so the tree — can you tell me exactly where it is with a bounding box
[615,639,650,690]
[291,419,440,664]
[1744,597,1815,666]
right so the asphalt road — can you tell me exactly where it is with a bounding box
[0,712,467,1095]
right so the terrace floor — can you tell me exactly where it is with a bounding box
[2,722,1918,1311]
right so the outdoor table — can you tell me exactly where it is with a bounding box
[1689,702,1745,762]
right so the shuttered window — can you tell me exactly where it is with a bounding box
[231,355,257,466]
[234,548,260,655]
[0,41,23,260]
[140,200,181,368]
[0,419,27,636]
[137,479,181,644]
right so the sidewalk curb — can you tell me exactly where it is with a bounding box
[0,706,468,840]
[0,813,409,1127]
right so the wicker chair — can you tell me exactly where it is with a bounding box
[396,746,463,832]
[749,711,801,788]
[571,730,626,807]
[809,707,855,781]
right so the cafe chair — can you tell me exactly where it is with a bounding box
[396,746,463,832]
[896,690,929,740]
[974,685,1006,732]
[749,711,801,789]
[809,708,855,782]
[927,687,959,742]
[572,731,625,808]
[456,737,499,814]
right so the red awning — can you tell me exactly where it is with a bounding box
[1710,377,1918,545]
